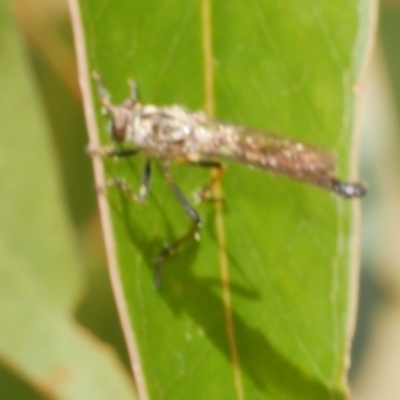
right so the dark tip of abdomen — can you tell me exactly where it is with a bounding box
[331,179,367,198]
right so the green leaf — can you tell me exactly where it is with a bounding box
[0,2,136,399]
[77,0,375,399]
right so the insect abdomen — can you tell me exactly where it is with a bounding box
[207,125,335,185]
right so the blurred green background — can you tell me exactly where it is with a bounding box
[1,0,399,398]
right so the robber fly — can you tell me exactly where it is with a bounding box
[91,72,366,287]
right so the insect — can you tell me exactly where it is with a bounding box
[91,72,366,286]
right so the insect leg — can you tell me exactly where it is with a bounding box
[92,71,114,114]
[127,79,139,103]
[190,160,225,201]
[107,159,152,203]
[156,164,202,288]
[107,148,140,158]
[87,139,141,159]
[193,160,222,168]
[137,159,151,201]
[93,71,139,113]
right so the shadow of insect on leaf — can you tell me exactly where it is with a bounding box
[106,158,339,396]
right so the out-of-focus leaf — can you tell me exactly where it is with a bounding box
[0,2,136,399]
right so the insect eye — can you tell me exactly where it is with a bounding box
[111,111,128,141]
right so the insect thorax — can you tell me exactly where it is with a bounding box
[125,104,220,161]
